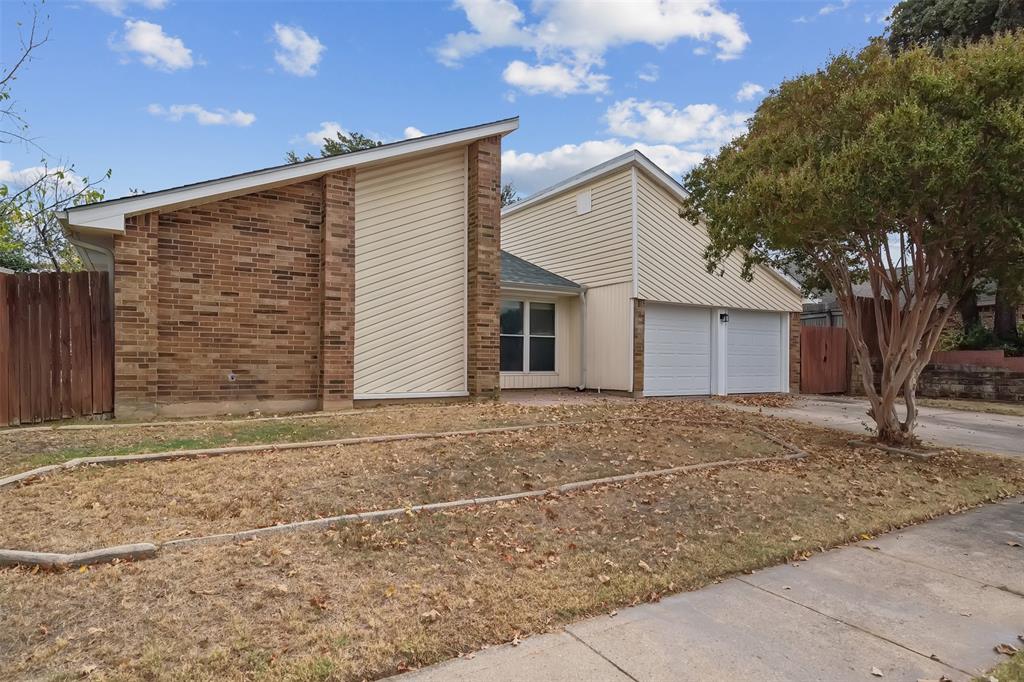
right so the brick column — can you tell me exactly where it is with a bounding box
[632,299,646,397]
[319,169,356,410]
[113,211,160,416]
[466,136,502,398]
[789,312,801,394]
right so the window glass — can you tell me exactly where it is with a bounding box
[500,336,524,372]
[529,337,555,372]
[500,300,524,335]
[529,302,555,336]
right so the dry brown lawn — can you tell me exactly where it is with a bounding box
[0,400,634,475]
[1,400,1022,682]
[0,416,782,552]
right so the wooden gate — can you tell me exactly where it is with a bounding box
[0,271,113,426]
[800,326,848,394]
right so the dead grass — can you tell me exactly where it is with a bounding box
[0,400,635,475]
[0,416,783,552]
[1,401,1022,681]
[917,397,1024,418]
[713,394,798,409]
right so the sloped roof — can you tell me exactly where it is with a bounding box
[501,250,581,292]
[61,117,519,233]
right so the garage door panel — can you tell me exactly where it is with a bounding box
[644,304,711,396]
[727,310,782,393]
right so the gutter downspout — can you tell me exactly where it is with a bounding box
[578,285,588,391]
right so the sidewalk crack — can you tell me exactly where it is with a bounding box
[566,628,641,682]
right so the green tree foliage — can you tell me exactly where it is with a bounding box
[887,0,1024,54]
[286,130,383,163]
[888,0,1024,344]
[500,182,519,207]
[681,35,1024,444]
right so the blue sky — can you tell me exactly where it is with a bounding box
[1,0,893,199]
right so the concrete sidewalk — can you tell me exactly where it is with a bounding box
[400,499,1024,682]
[720,395,1024,457]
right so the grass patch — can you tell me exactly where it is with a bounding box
[917,398,1024,419]
[977,650,1024,681]
[0,401,1022,681]
[0,401,632,475]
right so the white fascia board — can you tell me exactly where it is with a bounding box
[64,117,519,233]
[500,283,581,296]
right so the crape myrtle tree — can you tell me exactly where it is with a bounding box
[681,35,1024,445]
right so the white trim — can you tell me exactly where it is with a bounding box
[714,307,729,396]
[500,284,581,296]
[463,145,470,394]
[630,166,639,299]
[62,117,519,233]
[780,312,791,393]
[355,391,469,400]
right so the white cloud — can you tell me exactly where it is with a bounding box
[87,0,168,16]
[438,0,749,95]
[148,104,256,127]
[502,59,609,96]
[117,19,193,71]
[605,98,748,149]
[819,0,854,16]
[273,23,325,77]
[0,161,85,191]
[301,121,346,146]
[502,140,705,196]
[637,63,660,83]
[403,126,425,139]
[735,82,765,101]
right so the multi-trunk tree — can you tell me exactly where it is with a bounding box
[682,34,1024,444]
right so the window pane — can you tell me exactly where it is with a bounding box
[500,336,524,372]
[530,302,555,336]
[500,300,523,335]
[529,337,555,371]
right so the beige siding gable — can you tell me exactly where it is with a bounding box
[354,148,467,397]
[635,170,801,313]
[502,168,633,287]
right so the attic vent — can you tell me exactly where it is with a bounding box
[576,190,592,215]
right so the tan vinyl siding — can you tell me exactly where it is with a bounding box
[354,148,467,396]
[502,168,633,287]
[500,294,581,389]
[635,169,802,313]
[584,282,633,391]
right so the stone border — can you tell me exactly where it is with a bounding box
[847,440,939,461]
[0,417,727,490]
[0,419,809,568]
[0,543,158,569]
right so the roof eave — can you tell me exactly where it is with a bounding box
[65,117,519,234]
[500,282,582,295]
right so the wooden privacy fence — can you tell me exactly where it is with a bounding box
[0,272,113,426]
[800,325,849,394]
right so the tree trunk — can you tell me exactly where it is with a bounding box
[993,281,1020,344]
[957,289,980,329]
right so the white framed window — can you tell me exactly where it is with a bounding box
[500,300,556,373]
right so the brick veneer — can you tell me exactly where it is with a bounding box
[114,212,159,412]
[319,170,356,410]
[466,136,502,398]
[789,312,801,394]
[632,299,646,396]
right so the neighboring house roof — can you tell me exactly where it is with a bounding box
[60,117,519,234]
[500,250,581,293]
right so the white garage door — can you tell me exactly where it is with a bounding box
[644,304,712,396]
[727,310,783,393]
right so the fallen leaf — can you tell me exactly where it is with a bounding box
[790,535,803,542]
[597,574,610,584]
[420,609,441,623]
[994,643,1019,656]
[1006,541,1022,548]
[871,667,884,677]
[638,560,652,572]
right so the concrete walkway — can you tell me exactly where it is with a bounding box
[400,499,1024,682]
[721,395,1024,457]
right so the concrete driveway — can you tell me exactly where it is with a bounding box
[399,499,1024,681]
[721,395,1024,457]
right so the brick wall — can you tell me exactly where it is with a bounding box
[632,299,645,396]
[918,364,1024,402]
[319,170,356,410]
[114,212,159,412]
[789,312,801,394]
[466,135,502,398]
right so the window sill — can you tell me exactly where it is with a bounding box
[501,371,559,376]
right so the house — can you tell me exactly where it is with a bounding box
[61,118,517,417]
[500,151,803,396]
